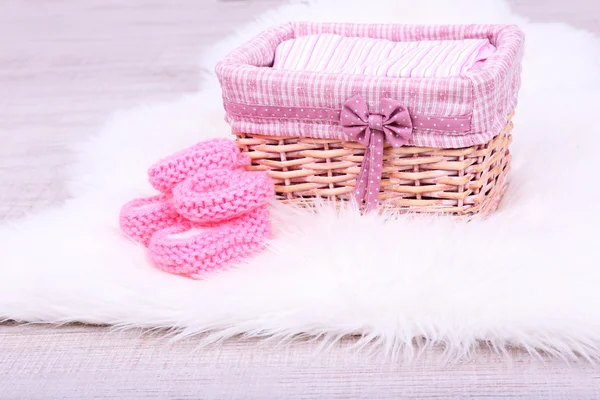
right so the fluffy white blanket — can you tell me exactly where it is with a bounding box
[2,0,600,361]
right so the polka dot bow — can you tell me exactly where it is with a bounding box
[340,94,413,212]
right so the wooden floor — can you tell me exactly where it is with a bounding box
[1,0,599,398]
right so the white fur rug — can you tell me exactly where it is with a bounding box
[2,0,600,362]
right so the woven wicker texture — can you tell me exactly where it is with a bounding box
[235,114,513,215]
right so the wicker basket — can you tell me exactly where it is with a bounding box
[235,113,513,215]
[218,23,524,215]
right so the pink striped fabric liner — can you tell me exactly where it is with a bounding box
[272,34,496,78]
[216,23,524,148]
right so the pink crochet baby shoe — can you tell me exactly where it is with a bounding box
[148,205,271,278]
[119,194,184,247]
[171,169,274,224]
[120,138,251,246]
[147,138,250,193]
[147,168,274,278]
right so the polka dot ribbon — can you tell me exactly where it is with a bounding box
[341,95,413,212]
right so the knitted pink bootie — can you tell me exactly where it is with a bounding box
[120,138,251,246]
[148,205,271,278]
[119,194,185,246]
[147,138,250,193]
[171,169,274,224]
[147,168,274,278]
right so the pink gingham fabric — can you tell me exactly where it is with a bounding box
[216,23,524,148]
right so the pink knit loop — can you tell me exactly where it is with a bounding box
[171,169,274,224]
[119,194,185,247]
[148,205,271,278]
[147,138,250,194]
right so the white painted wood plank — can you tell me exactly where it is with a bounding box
[0,0,280,219]
[1,323,599,399]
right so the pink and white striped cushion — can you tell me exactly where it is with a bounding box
[216,23,524,149]
[273,34,496,78]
